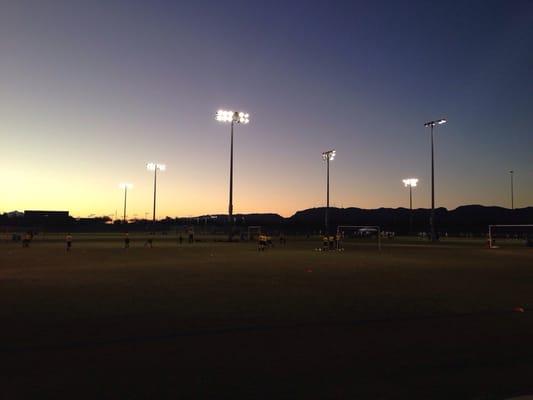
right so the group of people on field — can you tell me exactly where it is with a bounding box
[14,231,196,251]
[322,233,343,251]
[258,234,273,251]
[257,233,287,251]
[140,230,195,248]
[17,231,72,251]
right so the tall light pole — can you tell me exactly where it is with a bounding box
[510,170,514,210]
[119,183,133,223]
[216,109,250,241]
[146,163,166,228]
[424,118,446,241]
[403,178,418,234]
[322,149,336,236]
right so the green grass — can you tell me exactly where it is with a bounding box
[1,237,533,399]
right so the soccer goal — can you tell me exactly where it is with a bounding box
[336,225,381,251]
[247,226,262,241]
[488,225,533,249]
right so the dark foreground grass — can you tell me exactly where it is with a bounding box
[1,238,533,399]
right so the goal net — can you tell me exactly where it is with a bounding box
[488,225,533,248]
[336,225,381,251]
[247,226,262,241]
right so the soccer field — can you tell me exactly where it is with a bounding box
[1,237,533,399]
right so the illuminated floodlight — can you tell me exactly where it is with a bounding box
[424,118,447,127]
[403,178,418,187]
[403,177,417,232]
[322,149,336,235]
[424,117,447,242]
[216,109,234,122]
[322,149,336,161]
[146,162,166,171]
[146,162,165,225]
[215,107,251,241]
[119,183,133,190]
[216,109,250,124]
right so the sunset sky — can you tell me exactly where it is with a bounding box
[1,0,532,218]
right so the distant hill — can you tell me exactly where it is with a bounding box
[1,205,532,233]
[181,205,533,233]
[286,205,533,233]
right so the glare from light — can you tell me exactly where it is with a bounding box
[119,183,133,189]
[438,119,446,125]
[147,162,166,171]
[403,178,418,187]
[322,149,336,161]
[216,109,250,124]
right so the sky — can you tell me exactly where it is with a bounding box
[0,0,532,218]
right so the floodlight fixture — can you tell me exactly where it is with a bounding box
[403,178,418,188]
[119,183,133,190]
[147,162,166,171]
[216,109,250,124]
[424,118,447,127]
[322,149,336,161]
[215,108,251,241]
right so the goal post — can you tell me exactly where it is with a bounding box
[336,225,381,251]
[247,226,262,241]
[488,225,533,248]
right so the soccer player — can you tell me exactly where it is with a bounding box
[336,232,343,251]
[66,233,73,251]
[144,236,153,248]
[22,232,31,248]
[258,235,266,251]
[124,232,130,249]
[322,236,329,251]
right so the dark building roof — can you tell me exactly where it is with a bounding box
[24,210,70,218]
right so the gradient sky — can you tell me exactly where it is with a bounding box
[1,0,532,218]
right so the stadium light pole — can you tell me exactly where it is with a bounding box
[510,170,514,210]
[216,109,250,242]
[403,178,418,234]
[322,149,336,236]
[424,118,446,241]
[146,163,166,228]
[119,183,133,223]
